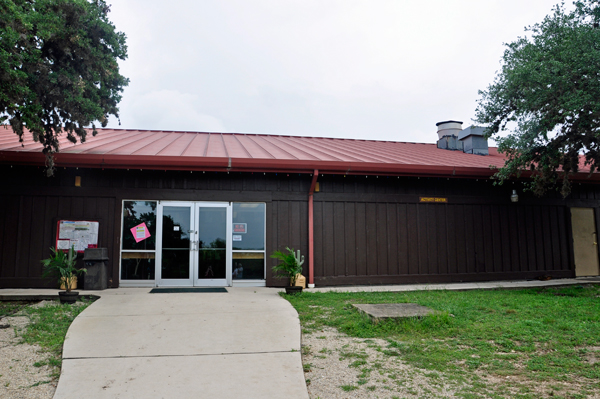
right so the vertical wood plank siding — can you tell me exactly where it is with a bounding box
[0,193,116,287]
[314,201,573,285]
[268,200,309,286]
[0,166,596,288]
[309,174,588,285]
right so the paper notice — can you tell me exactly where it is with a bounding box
[57,220,99,253]
[131,222,151,243]
[57,240,71,250]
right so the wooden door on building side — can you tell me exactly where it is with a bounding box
[571,208,600,276]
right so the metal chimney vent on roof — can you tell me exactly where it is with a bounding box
[459,126,488,156]
[437,135,464,151]
[436,120,463,139]
[436,120,464,151]
[436,120,489,156]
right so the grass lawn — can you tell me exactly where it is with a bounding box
[0,299,94,378]
[284,285,600,399]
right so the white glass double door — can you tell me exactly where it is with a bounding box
[156,201,232,287]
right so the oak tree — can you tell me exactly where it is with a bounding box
[475,0,600,196]
[0,0,128,175]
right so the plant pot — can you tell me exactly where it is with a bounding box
[60,276,77,291]
[285,286,303,295]
[58,291,79,304]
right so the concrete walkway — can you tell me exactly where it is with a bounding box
[46,287,308,399]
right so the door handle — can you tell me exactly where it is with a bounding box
[593,232,598,246]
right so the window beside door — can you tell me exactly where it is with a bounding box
[232,203,265,280]
[120,200,157,280]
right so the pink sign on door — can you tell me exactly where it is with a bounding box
[130,222,151,243]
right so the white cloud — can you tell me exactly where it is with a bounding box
[106,0,568,143]
[116,90,226,132]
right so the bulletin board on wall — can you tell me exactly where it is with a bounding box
[56,220,99,253]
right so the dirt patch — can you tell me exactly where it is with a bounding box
[0,303,57,399]
[302,327,600,399]
[582,346,600,365]
[302,327,462,398]
[478,371,600,399]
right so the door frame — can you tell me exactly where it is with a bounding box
[156,201,232,287]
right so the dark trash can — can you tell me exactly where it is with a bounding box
[83,248,109,290]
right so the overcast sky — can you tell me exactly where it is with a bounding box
[105,0,565,143]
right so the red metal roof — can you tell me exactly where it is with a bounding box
[0,126,595,179]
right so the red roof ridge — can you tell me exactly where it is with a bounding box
[87,127,448,145]
[0,125,461,146]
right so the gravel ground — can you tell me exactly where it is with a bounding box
[301,327,461,399]
[0,302,57,399]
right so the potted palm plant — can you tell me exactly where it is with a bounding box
[41,246,86,304]
[271,247,304,294]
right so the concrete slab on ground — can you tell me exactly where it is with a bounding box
[55,352,306,399]
[78,288,289,317]
[353,303,434,320]
[63,309,299,358]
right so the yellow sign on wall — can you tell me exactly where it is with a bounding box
[419,197,448,203]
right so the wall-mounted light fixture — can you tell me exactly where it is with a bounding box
[510,189,519,203]
[75,176,81,187]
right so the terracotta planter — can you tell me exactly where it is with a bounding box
[58,291,79,304]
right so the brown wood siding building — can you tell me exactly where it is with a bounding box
[1,164,598,289]
[310,174,589,285]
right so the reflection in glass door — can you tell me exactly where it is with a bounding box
[157,202,194,286]
[195,204,231,286]
[157,201,231,287]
